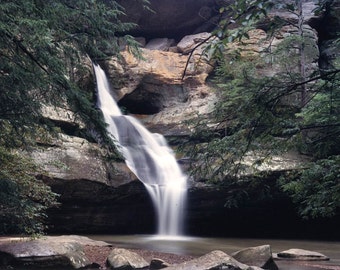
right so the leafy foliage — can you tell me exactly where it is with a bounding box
[182,0,340,218]
[0,0,140,148]
[280,156,340,218]
[0,147,59,234]
[0,0,144,234]
[215,0,273,42]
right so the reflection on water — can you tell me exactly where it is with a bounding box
[90,234,340,269]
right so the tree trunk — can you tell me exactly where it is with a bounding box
[297,0,307,108]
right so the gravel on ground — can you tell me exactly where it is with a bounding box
[83,245,196,269]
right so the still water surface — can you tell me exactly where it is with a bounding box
[90,235,340,269]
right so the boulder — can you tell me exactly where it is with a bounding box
[164,250,258,270]
[0,235,109,269]
[177,32,212,54]
[150,258,171,269]
[232,245,278,270]
[277,249,330,261]
[106,248,149,269]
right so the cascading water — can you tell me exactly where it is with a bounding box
[93,64,187,237]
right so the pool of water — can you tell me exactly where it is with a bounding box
[90,234,340,269]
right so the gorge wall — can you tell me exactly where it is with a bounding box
[31,0,340,238]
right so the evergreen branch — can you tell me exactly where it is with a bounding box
[181,34,215,81]
[294,69,340,87]
[307,130,340,145]
[6,32,49,74]
[181,1,269,80]
[264,69,340,107]
[301,123,340,130]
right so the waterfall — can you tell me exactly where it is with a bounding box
[93,64,187,237]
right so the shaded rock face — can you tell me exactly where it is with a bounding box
[317,2,340,71]
[46,179,156,234]
[116,0,221,39]
[185,183,340,239]
[118,84,186,115]
[26,127,155,234]
[314,0,340,41]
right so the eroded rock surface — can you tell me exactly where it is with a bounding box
[150,258,171,269]
[30,134,134,186]
[106,248,149,269]
[0,235,109,269]
[232,245,278,270]
[277,249,330,261]
[101,44,217,135]
[165,250,258,270]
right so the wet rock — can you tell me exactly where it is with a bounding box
[164,250,256,270]
[150,258,171,269]
[106,248,149,269]
[0,235,109,269]
[277,249,330,261]
[232,245,278,270]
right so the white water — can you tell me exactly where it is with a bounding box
[93,64,187,237]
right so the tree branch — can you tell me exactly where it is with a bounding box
[6,32,49,74]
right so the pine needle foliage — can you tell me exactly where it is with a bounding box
[0,146,59,234]
[181,0,340,218]
[0,0,139,148]
[0,0,144,234]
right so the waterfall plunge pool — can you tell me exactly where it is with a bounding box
[89,234,340,270]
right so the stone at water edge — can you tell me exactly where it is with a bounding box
[164,250,262,270]
[0,235,110,269]
[277,248,330,261]
[232,245,278,270]
[106,248,149,269]
[150,258,171,269]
